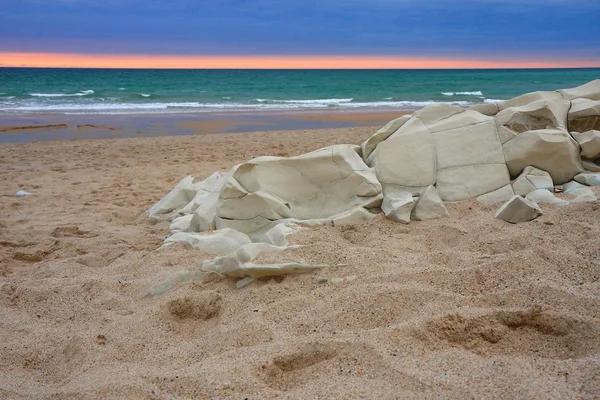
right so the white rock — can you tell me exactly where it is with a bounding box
[525,189,568,206]
[15,190,32,197]
[574,173,600,186]
[569,188,597,203]
[368,117,436,195]
[512,166,554,196]
[217,144,382,234]
[381,191,414,223]
[476,185,514,206]
[563,181,587,195]
[571,130,600,160]
[360,114,411,160]
[169,214,199,233]
[558,79,600,101]
[495,195,542,224]
[568,99,600,133]
[149,176,202,216]
[411,185,449,221]
[162,228,252,255]
[502,128,583,184]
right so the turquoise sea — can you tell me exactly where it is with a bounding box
[1,68,599,115]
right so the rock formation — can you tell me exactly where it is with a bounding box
[148,80,600,287]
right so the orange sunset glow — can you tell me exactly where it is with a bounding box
[2,53,599,69]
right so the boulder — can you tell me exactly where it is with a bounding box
[525,189,568,206]
[360,114,411,160]
[512,166,554,196]
[411,185,449,221]
[498,91,563,111]
[469,102,499,116]
[495,98,570,144]
[574,173,600,186]
[476,184,514,206]
[381,191,414,223]
[495,195,542,224]
[502,128,583,184]
[558,79,600,101]
[571,130,600,160]
[216,144,382,234]
[148,176,203,216]
[170,214,199,233]
[568,99,600,133]
[582,160,600,172]
[367,116,436,195]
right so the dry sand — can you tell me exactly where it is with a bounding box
[0,126,599,399]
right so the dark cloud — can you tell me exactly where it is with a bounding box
[0,0,598,58]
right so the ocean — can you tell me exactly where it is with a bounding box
[1,68,599,115]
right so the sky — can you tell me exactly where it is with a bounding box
[0,0,599,68]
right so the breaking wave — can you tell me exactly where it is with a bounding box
[29,90,95,98]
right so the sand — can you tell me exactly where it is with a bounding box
[1,125,599,399]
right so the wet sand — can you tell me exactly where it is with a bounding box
[0,110,409,143]
[0,123,599,399]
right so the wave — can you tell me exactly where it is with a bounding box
[484,98,504,103]
[139,93,151,98]
[29,90,95,98]
[1,99,474,114]
[441,91,483,96]
[255,98,354,105]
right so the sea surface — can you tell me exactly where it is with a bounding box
[1,68,599,115]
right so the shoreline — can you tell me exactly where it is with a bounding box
[0,109,413,143]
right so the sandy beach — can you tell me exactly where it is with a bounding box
[1,120,600,399]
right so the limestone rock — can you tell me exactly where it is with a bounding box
[170,214,199,233]
[162,228,253,255]
[495,195,542,224]
[381,191,414,223]
[563,181,587,195]
[512,166,554,196]
[495,99,570,145]
[368,116,436,195]
[582,160,600,172]
[502,128,583,184]
[411,185,449,221]
[360,114,411,160]
[476,184,514,206]
[216,144,382,234]
[568,99,600,133]
[569,188,598,203]
[525,189,568,206]
[148,176,202,216]
[498,91,563,112]
[369,104,509,201]
[574,173,600,186]
[558,79,600,101]
[572,130,600,160]
[469,103,500,116]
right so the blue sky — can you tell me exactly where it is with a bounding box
[1,0,599,60]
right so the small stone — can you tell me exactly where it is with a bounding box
[495,195,542,224]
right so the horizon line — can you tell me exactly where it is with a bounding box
[1,53,600,69]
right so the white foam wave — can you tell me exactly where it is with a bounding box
[484,98,504,103]
[30,90,95,98]
[118,88,126,91]
[441,91,483,96]
[255,98,353,105]
[2,99,473,114]
[139,93,151,98]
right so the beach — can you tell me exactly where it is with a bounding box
[1,116,599,399]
